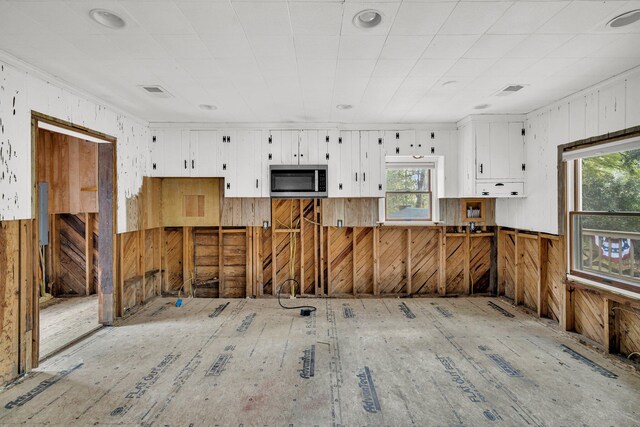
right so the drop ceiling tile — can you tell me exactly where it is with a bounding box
[547,34,624,58]
[289,2,344,35]
[121,1,195,35]
[371,59,415,79]
[68,34,168,60]
[590,33,640,58]
[294,36,340,60]
[335,59,378,77]
[487,1,569,35]
[340,2,400,36]
[463,35,527,59]
[504,34,574,59]
[408,58,457,79]
[538,0,626,34]
[390,2,456,35]
[257,57,299,79]
[439,2,512,35]
[379,36,433,59]
[176,1,244,35]
[299,59,337,79]
[338,35,386,59]
[0,2,50,35]
[179,59,227,80]
[421,35,481,59]
[233,1,292,36]
[12,1,99,35]
[444,58,497,78]
[249,36,296,58]
[200,34,253,59]
[154,35,211,59]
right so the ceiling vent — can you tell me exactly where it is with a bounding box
[139,85,172,98]
[495,84,525,97]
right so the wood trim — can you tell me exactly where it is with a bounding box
[406,228,412,295]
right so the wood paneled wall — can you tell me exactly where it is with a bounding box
[498,228,640,361]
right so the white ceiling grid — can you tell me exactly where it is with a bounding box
[0,0,638,124]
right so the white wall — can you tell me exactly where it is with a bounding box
[496,66,640,235]
[0,56,149,233]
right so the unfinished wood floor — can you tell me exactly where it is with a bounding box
[39,295,101,360]
[2,297,639,426]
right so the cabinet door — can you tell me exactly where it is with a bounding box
[270,130,299,164]
[442,130,458,198]
[415,130,432,155]
[327,131,342,197]
[385,130,415,155]
[262,131,276,197]
[474,122,491,180]
[190,130,218,177]
[336,131,357,197]
[299,130,316,165]
[218,130,237,195]
[160,129,189,177]
[507,122,525,180]
[229,130,262,197]
[360,131,385,197]
[149,133,162,176]
[489,122,509,179]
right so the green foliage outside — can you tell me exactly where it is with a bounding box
[385,168,430,220]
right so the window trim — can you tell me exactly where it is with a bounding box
[384,168,433,222]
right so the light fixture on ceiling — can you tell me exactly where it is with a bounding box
[474,104,490,110]
[336,104,353,110]
[353,9,383,29]
[442,80,457,87]
[607,9,640,28]
[199,104,217,111]
[89,9,126,29]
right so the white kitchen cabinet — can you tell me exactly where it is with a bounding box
[218,130,236,194]
[337,131,359,197]
[151,129,189,177]
[228,130,263,197]
[384,130,415,155]
[299,129,333,165]
[360,131,385,197]
[415,130,450,156]
[585,91,599,138]
[149,132,163,177]
[458,116,526,198]
[268,130,298,164]
[189,131,218,177]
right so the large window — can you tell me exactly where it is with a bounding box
[385,165,432,221]
[569,143,640,292]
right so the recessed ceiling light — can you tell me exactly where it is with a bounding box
[89,9,126,29]
[442,80,457,87]
[353,10,383,29]
[607,9,640,28]
[336,104,353,110]
[474,104,490,110]
[199,104,217,111]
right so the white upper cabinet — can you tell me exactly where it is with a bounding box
[360,131,385,197]
[299,129,333,165]
[149,129,190,177]
[228,130,263,198]
[458,116,526,198]
[385,130,415,156]
[189,131,218,177]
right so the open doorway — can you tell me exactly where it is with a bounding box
[32,116,116,361]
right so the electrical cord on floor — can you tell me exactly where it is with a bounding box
[276,278,317,316]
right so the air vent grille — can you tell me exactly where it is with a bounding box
[496,84,525,97]
[139,85,172,98]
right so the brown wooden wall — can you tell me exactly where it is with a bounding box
[498,228,640,360]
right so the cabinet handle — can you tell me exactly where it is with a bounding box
[184,160,187,169]
[363,172,366,182]
[227,183,230,190]
[480,163,483,174]
[431,147,434,154]
[339,183,343,190]
[192,160,195,169]
[355,172,358,182]
[256,179,259,189]
[395,147,399,154]
[378,184,382,191]
[152,163,156,170]
[223,163,226,171]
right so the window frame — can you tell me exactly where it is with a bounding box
[384,167,433,222]
[567,143,640,294]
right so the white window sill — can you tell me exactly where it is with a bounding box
[567,274,640,302]
[380,221,443,227]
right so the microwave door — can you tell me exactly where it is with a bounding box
[272,170,316,194]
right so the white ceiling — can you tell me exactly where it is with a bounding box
[1,0,640,124]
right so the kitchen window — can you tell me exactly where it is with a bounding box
[384,163,433,222]
[566,138,640,293]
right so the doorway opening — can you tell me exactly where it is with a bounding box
[32,115,116,361]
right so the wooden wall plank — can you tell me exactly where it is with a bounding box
[574,289,605,346]
[445,236,466,295]
[411,228,439,295]
[0,221,20,385]
[354,227,374,295]
[521,237,540,311]
[379,228,407,295]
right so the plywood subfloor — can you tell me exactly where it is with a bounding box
[39,295,100,360]
[2,297,639,426]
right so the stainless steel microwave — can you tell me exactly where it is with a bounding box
[270,165,328,198]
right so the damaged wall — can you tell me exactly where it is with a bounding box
[0,56,149,232]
